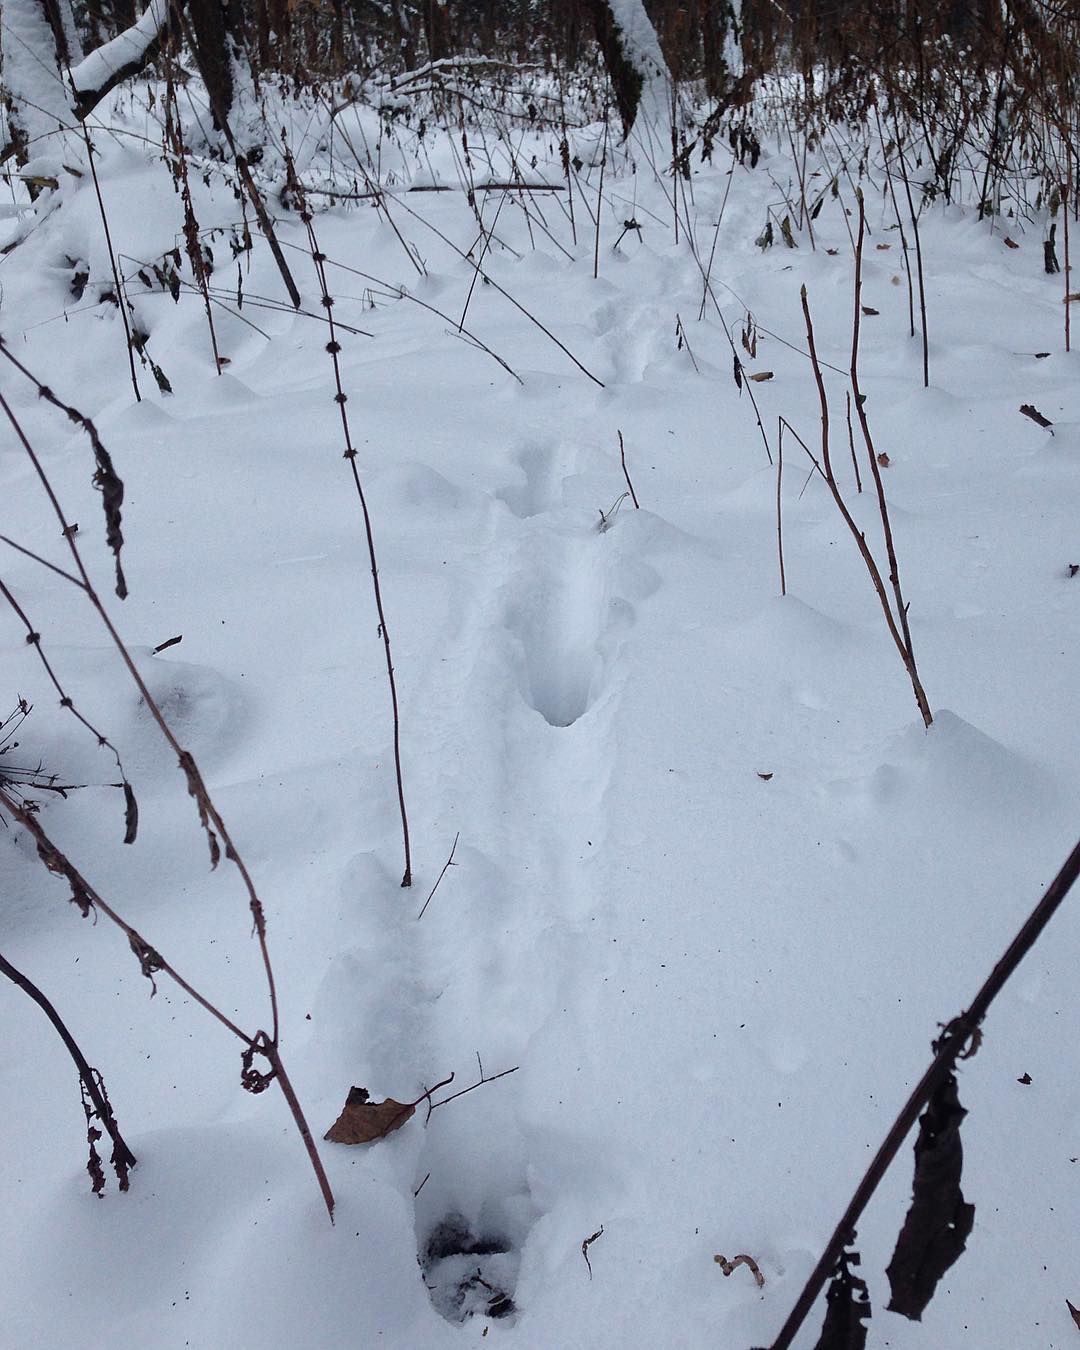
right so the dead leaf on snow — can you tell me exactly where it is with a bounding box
[1066,1299,1080,1331]
[324,1086,415,1144]
[715,1253,765,1288]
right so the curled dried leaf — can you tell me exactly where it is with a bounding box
[122,780,138,845]
[582,1226,604,1279]
[324,1086,416,1144]
[128,933,165,993]
[178,751,221,867]
[240,1041,277,1094]
[715,1252,765,1288]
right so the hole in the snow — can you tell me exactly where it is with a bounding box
[421,1213,518,1323]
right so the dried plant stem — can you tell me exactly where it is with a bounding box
[0,945,137,1182]
[851,192,932,727]
[0,785,335,1219]
[291,185,413,887]
[0,384,333,1216]
[875,107,916,339]
[417,832,460,920]
[1065,149,1072,353]
[797,293,932,727]
[0,575,130,789]
[776,418,786,596]
[845,391,863,494]
[617,430,641,509]
[76,122,141,402]
[762,834,1080,1350]
[893,119,930,387]
[594,114,609,281]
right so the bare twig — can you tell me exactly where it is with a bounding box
[417,832,460,920]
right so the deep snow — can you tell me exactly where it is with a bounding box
[1,88,1079,1349]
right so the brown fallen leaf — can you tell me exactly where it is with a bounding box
[757,772,773,781]
[861,306,880,316]
[324,1086,415,1144]
[877,452,890,468]
[1017,1072,1033,1085]
[749,371,774,382]
[1066,1298,1080,1331]
[891,275,902,285]
[1004,237,1020,249]
[875,242,892,250]
[1066,293,1080,303]
[827,247,839,256]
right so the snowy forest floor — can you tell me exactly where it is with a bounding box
[1,88,1079,1349]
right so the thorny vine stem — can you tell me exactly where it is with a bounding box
[287,159,413,887]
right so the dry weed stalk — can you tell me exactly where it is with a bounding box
[285,158,413,886]
[0,947,137,1192]
[0,360,334,1219]
[797,268,932,727]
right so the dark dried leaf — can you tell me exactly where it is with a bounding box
[734,354,743,390]
[30,828,94,916]
[128,933,165,993]
[814,1248,871,1350]
[90,438,128,599]
[886,1070,975,1320]
[861,306,880,316]
[122,780,138,845]
[149,361,172,396]
[1020,404,1053,428]
[582,1225,604,1278]
[1017,1072,1033,1085]
[1066,1299,1080,1331]
[240,1041,276,1094]
[749,371,774,382]
[179,750,220,867]
[324,1086,415,1144]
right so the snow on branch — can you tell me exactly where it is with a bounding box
[69,0,169,100]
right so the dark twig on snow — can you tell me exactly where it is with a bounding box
[417,832,460,920]
[0,946,137,1192]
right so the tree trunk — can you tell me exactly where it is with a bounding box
[586,0,671,141]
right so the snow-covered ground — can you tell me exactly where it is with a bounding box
[2,91,1079,1348]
